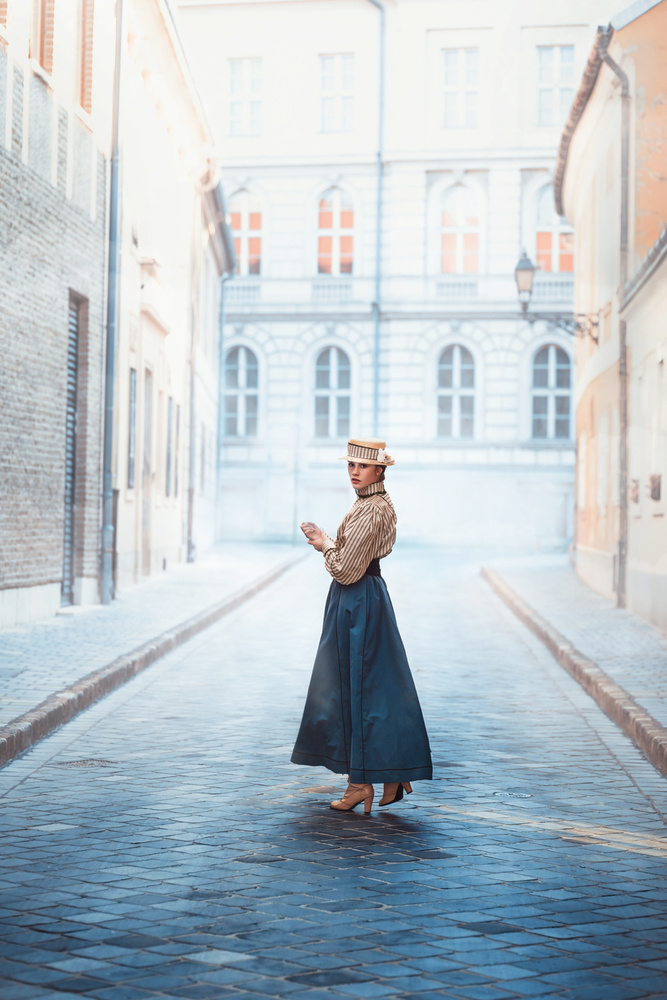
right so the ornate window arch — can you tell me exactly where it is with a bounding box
[531,344,571,439]
[224,346,259,437]
[440,185,480,274]
[229,190,263,276]
[314,346,351,438]
[437,344,475,438]
[317,188,354,275]
[536,185,573,273]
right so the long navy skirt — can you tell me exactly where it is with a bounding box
[291,567,432,784]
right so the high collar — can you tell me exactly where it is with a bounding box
[356,481,386,498]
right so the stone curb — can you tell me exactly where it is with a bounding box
[0,552,307,768]
[482,565,667,779]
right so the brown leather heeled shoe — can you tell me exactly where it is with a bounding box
[330,783,374,815]
[379,781,413,806]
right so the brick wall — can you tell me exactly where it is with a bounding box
[0,80,106,600]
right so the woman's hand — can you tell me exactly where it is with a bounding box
[300,521,325,552]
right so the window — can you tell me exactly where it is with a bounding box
[440,186,480,274]
[314,347,351,438]
[166,396,173,497]
[318,189,354,275]
[31,0,55,74]
[531,345,571,440]
[442,48,479,128]
[79,0,94,113]
[537,45,574,126]
[229,58,261,137]
[320,54,354,132]
[229,191,262,276]
[1,1,8,29]
[536,185,574,273]
[225,346,258,437]
[128,368,137,489]
[174,404,180,497]
[437,346,475,439]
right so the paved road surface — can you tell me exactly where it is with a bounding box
[1,549,667,1000]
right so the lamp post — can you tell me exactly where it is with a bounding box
[513,251,599,343]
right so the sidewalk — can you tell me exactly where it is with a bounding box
[0,543,303,761]
[483,554,667,777]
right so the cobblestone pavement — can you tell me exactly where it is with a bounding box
[1,548,667,1000]
[487,555,667,732]
[0,544,298,728]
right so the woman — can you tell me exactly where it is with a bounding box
[291,437,432,815]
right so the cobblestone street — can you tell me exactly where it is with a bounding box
[1,548,667,1000]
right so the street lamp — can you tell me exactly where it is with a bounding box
[514,250,599,344]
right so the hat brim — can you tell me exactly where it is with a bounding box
[338,454,395,466]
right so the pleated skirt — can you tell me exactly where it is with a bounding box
[291,572,433,784]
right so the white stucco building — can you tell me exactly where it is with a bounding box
[175,0,614,547]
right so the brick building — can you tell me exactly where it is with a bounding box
[0,0,112,627]
[0,0,234,627]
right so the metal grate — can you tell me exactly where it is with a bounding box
[61,296,79,606]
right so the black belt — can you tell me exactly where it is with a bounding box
[364,558,381,578]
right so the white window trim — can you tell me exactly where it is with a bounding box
[535,184,574,274]
[229,189,263,277]
[528,342,573,442]
[442,47,479,129]
[229,57,262,137]
[316,187,355,276]
[223,343,261,440]
[427,177,488,276]
[304,338,358,443]
[319,53,354,133]
[536,44,575,128]
[425,336,484,444]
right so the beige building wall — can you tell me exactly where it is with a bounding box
[559,0,667,628]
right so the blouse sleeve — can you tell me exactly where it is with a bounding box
[321,503,379,586]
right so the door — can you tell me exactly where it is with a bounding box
[141,368,153,575]
[61,296,79,605]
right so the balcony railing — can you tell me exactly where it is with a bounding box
[223,272,574,313]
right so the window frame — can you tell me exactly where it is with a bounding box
[442,47,479,129]
[530,343,572,441]
[535,185,574,274]
[536,44,575,128]
[317,187,355,276]
[320,53,354,133]
[224,345,260,439]
[313,345,352,439]
[229,57,262,137]
[229,190,263,276]
[440,184,481,275]
[436,344,476,440]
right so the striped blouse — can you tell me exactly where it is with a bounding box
[321,480,397,586]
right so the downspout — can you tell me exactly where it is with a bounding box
[364,0,385,436]
[216,272,232,540]
[101,0,124,604]
[601,47,630,608]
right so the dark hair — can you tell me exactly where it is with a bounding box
[378,466,387,482]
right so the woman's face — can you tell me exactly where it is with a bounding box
[348,462,383,490]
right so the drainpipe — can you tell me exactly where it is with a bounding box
[364,0,385,435]
[601,46,630,608]
[216,272,232,540]
[101,0,124,604]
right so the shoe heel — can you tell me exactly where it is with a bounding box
[403,782,413,795]
[364,790,374,815]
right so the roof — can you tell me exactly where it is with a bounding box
[554,26,613,217]
[611,0,664,30]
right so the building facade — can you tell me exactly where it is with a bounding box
[0,0,112,627]
[557,0,667,630]
[0,0,234,628]
[176,0,614,547]
[112,0,234,590]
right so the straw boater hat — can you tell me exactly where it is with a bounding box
[338,437,395,466]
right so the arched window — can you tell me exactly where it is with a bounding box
[437,345,475,438]
[317,189,354,275]
[536,186,573,273]
[224,346,258,437]
[531,345,571,439]
[440,186,480,274]
[314,347,351,438]
[229,191,262,276]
